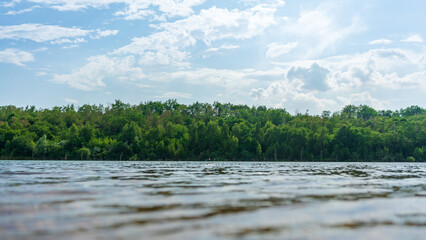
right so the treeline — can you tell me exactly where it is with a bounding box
[0,100,425,161]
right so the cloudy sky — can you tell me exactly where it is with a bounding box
[0,0,425,114]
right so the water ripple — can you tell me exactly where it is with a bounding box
[0,161,425,240]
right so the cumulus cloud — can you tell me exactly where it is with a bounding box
[146,67,289,103]
[287,63,330,91]
[0,24,88,42]
[155,92,192,99]
[374,49,407,59]
[35,1,283,93]
[326,48,425,92]
[152,68,259,90]
[113,30,190,66]
[0,48,34,66]
[250,80,336,114]
[135,83,153,88]
[8,0,422,114]
[64,98,79,104]
[205,44,240,53]
[369,71,426,91]
[114,0,205,20]
[369,39,392,45]
[50,38,86,45]
[113,4,281,65]
[401,34,423,43]
[0,24,117,44]
[21,0,284,22]
[266,42,298,58]
[0,0,21,8]
[337,91,385,110]
[4,5,40,15]
[52,55,146,90]
[252,45,426,113]
[93,29,119,38]
[24,0,118,11]
[279,3,364,59]
[19,0,204,20]
[249,88,265,99]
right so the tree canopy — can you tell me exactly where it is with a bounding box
[0,100,424,162]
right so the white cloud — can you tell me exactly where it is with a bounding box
[0,24,89,42]
[147,67,289,104]
[337,91,385,110]
[26,0,121,11]
[322,48,426,93]
[155,91,192,99]
[369,71,426,91]
[266,42,298,58]
[114,0,205,20]
[0,48,34,66]
[33,47,48,52]
[36,71,47,76]
[62,44,79,49]
[114,4,281,65]
[331,48,423,80]
[0,0,21,8]
[220,45,240,50]
[205,44,240,53]
[24,0,204,20]
[64,98,79,104]
[250,80,336,114]
[250,85,331,114]
[0,24,117,44]
[287,63,330,91]
[135,83,153,88]
[402,34,423,43]
[93,29,119,38]
[279,3,364,59]
[52,55,146,91]
[153,68,259,90]
[8,0,422,114]
[253,46,426,113]
[369,39,392,45]
[50,37,86,45]
[25,1,284,93]
[113,29,190,66]
[4,5,40,15]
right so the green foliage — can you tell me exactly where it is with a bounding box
[7,135,35,158]
[0,102,424,161]
[77,147,91,160]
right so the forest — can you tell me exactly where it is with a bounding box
[0,100,425,162]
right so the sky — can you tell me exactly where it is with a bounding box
[0,0,425,114]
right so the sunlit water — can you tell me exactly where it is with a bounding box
[0,161,425,240]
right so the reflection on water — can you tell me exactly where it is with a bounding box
[0,161,425,239]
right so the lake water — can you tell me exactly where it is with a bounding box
[0,161,425,240]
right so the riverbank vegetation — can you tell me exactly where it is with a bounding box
[0,100,424,161]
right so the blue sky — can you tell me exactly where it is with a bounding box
[0,0,425,114]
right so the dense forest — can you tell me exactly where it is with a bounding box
[0,100,425,161]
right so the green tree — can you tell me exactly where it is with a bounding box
[8,135,35,158]
[77,147,91,160]
[35,135,48,159]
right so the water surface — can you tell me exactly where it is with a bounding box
[1,161,425,239]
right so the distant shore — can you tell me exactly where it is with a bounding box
[1,101,424,162]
